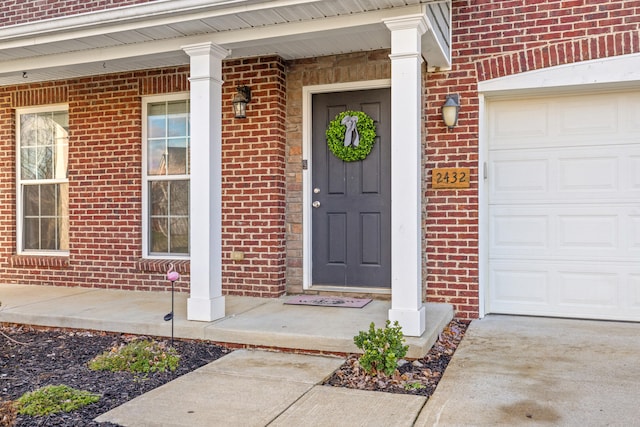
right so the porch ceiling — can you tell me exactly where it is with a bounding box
[0,0,451,86]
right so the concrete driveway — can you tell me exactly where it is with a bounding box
[417,315,640,426]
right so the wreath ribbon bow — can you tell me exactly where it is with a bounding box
[341,115,360,147]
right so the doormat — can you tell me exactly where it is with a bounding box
[284,295,372,308]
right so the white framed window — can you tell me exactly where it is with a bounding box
[16,105,69,254]
[142,94,190,258]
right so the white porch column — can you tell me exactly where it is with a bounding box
[183,42,228,321]
[384,16,428,337]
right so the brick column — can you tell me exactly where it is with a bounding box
[183,42,228,321]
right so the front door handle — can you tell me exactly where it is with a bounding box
[312,201,321,208]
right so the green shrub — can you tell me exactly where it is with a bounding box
[353,320,409,377]
[88,339,179,373]
[16,385,99,416]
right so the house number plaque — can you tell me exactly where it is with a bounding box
[431,168,470,189]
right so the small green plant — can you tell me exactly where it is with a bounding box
[404,381,426,391]
[353,320,409,377]
[88,339,180,374]
[16,385,100,416]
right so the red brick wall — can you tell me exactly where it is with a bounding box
[0,0,157,27]
[0,59,287,297]
[222,56,288,297]
[424,0,640,319]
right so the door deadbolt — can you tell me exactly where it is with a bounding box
[313,188,320,194]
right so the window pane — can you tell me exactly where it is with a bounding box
[167,101,188,137]
[39,184,57,216]
[23,185,39,216]
[58,183,69,251]
[150,218,169,253]
[147,140,166,176]
[150,181,168,216]
[52,111,69,129]
[167,139,187,175]
[20,114,37,146]
[170,181,189,216]
[36,145,53,179]
[53,136,68,180]
[23,218,39,250]
[40,218,57,250]
[170,217,189,253]
[148,103,167,138]
[21,148,36,180]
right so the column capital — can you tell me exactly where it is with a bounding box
[384,14,429,35]
[182,42,229,60]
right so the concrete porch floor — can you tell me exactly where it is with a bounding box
[0,283,453,358]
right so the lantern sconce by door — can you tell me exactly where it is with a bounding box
[442,94,460,129]
[232,85,251,119]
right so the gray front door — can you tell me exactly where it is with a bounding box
[311,88,391,288]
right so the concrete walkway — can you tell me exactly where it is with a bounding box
[417,315,640,426]
[96,349,427,426]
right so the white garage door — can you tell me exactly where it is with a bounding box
[487,90,640,321]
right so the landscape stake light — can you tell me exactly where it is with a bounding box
[164,264,180,346]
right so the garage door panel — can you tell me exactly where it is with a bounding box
[490,102,549,144]
[557,156,618,192]
[557,98,617,136]
[490,206,633,260]
[488,91,640,321]
[631,216,640,251]
[557,214,617,250]
[489,261,640,320]
[632,275,640,309]
[632,156,640,189]
[557,271,619,308]
[490,265,549,305]
[491,146,639,203]
[492,159,548,195]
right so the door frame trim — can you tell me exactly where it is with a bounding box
[302,79,391,292]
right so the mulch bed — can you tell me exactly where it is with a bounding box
[324,319,468,396]
[0,327,228,427]
[1,319,468,426]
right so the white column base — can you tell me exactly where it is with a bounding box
[389,305,426,337]
[187,296,225,322]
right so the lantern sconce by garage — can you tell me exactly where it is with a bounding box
[442,94,461,129]
[232,85,251,119]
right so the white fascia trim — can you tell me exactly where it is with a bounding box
[0,6,422,75]
[0,1,422,50]
[0,0,319,45]
[478,52,640,96]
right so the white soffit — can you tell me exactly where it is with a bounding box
[478,52,640,97]
[0,0,451,85]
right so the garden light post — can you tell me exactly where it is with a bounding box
[164,264,180,346]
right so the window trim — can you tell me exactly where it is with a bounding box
[16,103,70,256]
[142,93,191,260]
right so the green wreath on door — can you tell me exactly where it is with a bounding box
[325,110,377,162]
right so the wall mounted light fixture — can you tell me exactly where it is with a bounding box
[442,94,461,129]
[232,85,251,119]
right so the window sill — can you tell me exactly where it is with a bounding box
[136,259,190,274]
[10,255,69,268]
